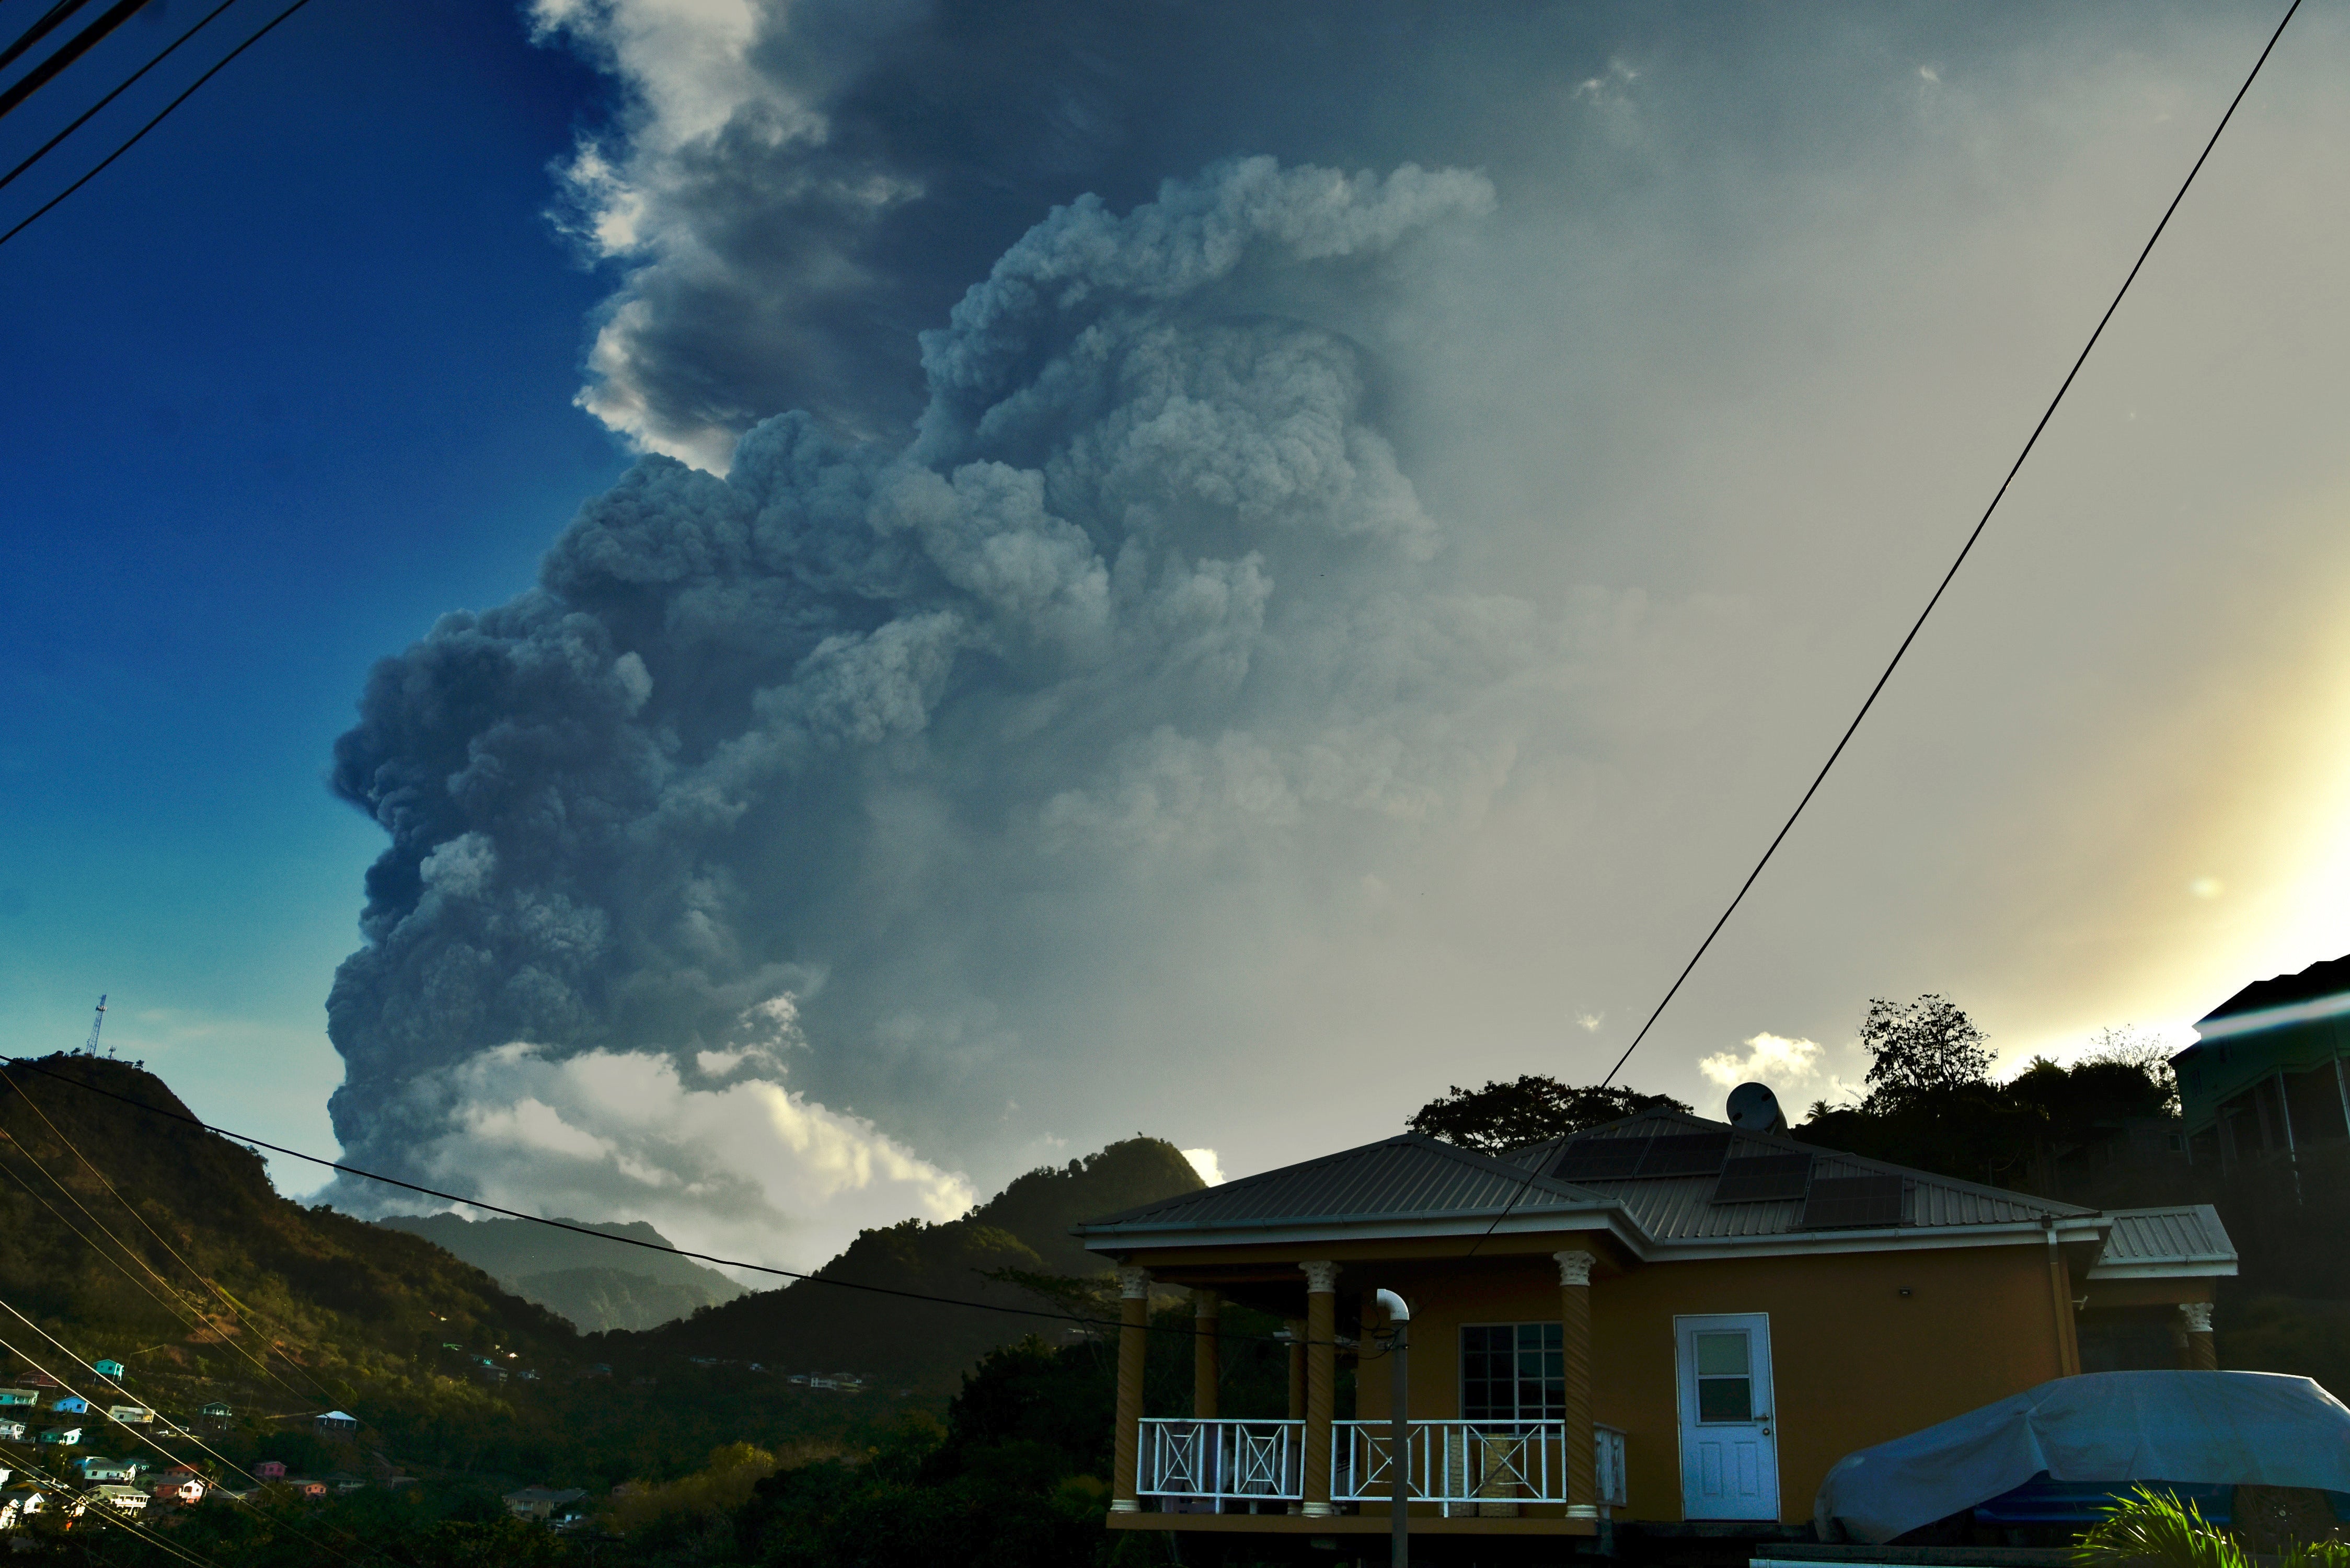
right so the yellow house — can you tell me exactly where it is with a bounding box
[1075,1103,2235,1543]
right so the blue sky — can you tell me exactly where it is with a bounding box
[0,0,623,1183]
[8,3,2350,1262]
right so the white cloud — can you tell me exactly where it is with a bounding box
[389,1041,975,1273]
[1698,1032,1825,1091]
[1181,1147,1226,1185]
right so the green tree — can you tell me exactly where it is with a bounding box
[1860,994,1992,1110]
[1408,1076,1690,1152]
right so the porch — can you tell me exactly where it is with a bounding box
[1136,1414,1629,1519]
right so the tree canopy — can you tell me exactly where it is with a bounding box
[1408,1075,1690,1152]
[1859,993,1993,1109]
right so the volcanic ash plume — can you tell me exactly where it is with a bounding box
[324,158,1511,1263]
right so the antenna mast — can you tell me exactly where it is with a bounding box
[85,994,107,1056]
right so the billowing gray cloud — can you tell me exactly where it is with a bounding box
[327,156,1517,1258]
[332,0,2350,1261]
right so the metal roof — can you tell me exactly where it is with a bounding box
[2087,1204,2238,1279]
[1076,1133,1608,1235]
[1079,1108,2113,1258]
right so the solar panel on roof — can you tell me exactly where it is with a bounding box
[1712,1153,1812,1203]
[1800,1174,1905,1229]
[1634,1132,1733,1177]
[1552,1137,1650,1181]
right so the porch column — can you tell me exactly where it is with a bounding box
[1301,1260,1339,1517]
[1556,1249,1597,1520]
[2180,1301,2218,1370]
[1193,1289,1220,1419]
[1112,1265,1150,1513]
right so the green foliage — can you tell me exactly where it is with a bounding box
[2077,1488,2249,1568]
[632,1139,1205,1391]
[1408,1076,1691,1151]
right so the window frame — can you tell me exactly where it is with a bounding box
[1458,1320,1565,1429]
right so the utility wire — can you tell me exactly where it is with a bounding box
[0,1063,347,1408]
[0,1309,383,1568]
[1594,0,2302,1092]
[0,0,149,122]
[0,0,96,75]
[1455,0,2303,1262]
[0,0,240,195]
[0,0,314,252]
[1,1053,1319,1350]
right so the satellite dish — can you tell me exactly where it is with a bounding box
[1725,1081,1786,1136]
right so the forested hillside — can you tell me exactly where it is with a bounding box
[630,1138,1205,1390]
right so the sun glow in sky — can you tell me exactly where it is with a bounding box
[6,1,2350,1265]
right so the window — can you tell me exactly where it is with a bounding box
[1692,1330,1752,1422]
[1461,1323,1563,1426]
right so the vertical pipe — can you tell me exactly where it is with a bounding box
[2276,1070,2299,1158]
[1112,1265,1150,1513]
[1376,1288,1412,1568]
[2333,1057,2350,1140]
[1555,1249,1597,1519]
[2044,1224,2079,1378]
[1301,1261,1338,1517]
[1193,1289,1220,1419]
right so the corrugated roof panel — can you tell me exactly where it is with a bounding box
[2100,1205,2236,1265]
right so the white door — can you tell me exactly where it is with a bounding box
[1675,1313,1780,1520]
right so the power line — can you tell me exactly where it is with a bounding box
[0,0,315,253]
[0,1052,1312,1350]
[1594,0,2303,1093]
[0,0,149,123]
[0,0,98,75]
[0,0,242,197]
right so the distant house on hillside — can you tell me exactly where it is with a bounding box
[0,1487,48,1528]
[0,1421,25,1443]
[314,1410,358,1435]
[200,1401,233,1426]
[89,1359,124,1380]
[254,1461,286,1481]
[1075,1091,2237,1542]
[87,1485,146,1514]
[74,1457,137,1484]
[153,1478,206,1506]
[107,1404,151,1425]
[38,1427,83,1447]
[504,1485,588,1522]
[2175,953,2350,1166]
[0,1388,33,1408]
[49,1397,86,1415]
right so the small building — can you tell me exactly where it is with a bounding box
[1076,1097,2236,1541]
[153,1478,206,1506]
[504,1485,588,1522]
[314,1410,359,1435]
[290,1480,329,1500]
[74,1457,138,1484]
[50,1397,87,1415]
[199,1401,233,1420]
[2175,953,2350,1166]
[39,1427,83,1447]
[0,1488,48,1529]
[89,1360,125,1380]
[0,1421,24,1443]
[0,1389,34,1408]
[254,1460,287,1481]
[88,1485,147,1514]
[106,1404,152,1425]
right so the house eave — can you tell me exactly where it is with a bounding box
[2085,1259,2238,1281]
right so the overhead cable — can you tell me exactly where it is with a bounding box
[0,0,242,196]
[1594,0,2303,1091]
[0,0,151,122]
[0,0,315,253]
[0,1052,1321,1350]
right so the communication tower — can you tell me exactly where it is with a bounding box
[85,994,107,1056]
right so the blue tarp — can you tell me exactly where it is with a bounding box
[1814,1371,2350,1543]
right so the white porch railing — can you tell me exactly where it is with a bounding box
[1138,1419,1303,1507]
[1334,1421,1630,1515]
